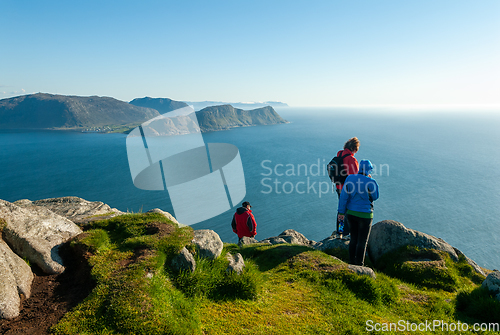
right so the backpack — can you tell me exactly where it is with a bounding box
[327,152,350,185]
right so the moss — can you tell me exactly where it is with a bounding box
[375,246,464,291]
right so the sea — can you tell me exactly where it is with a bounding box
[1,107,499,269]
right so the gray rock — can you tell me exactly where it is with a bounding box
[238,236,259,246]
[482,270,500,301]
[367,220,458,264]
[453,247,486,277]
[314,236,350,252]
[146,208,187,227]
[0,239,34,319]
[226,253,245,274]
[24,196,123,223]
[260,236,287,245]
[260,229,315,247]
[171,247,196,272]
[347,264,376,279]
[192,229,223,259]
[0,199,82,274]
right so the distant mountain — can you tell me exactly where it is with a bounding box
[0,93,160,129]
[195,104,288,132]
[184,100,289,111]
[0,94,288,133]
[129,97,188,113]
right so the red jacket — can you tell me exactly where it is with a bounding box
[231,207,257,238]
[336,148,359,190]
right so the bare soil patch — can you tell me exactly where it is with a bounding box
[0,241,94,335]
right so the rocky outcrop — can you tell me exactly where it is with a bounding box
[0,239,34,319]
[171,247,196,273]
[367,220,459,264]
[17,196,123,224]
[226,253,245,274]
[314,236,349,252]
[260,229,316,247]
[192,229,223,259]
[238,236,259,246]
[0,199,82,274]
[482,271,500,301]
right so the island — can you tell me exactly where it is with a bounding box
[0,94,288,133]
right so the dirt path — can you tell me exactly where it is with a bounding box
[0,243,94,335]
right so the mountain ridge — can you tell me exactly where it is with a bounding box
[0,93,160,129]
[0,93,288,132]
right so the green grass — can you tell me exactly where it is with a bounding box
[51,214,499,334]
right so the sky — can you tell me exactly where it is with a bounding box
[1,0,499,107]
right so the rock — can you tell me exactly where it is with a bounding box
[0,239,34,319]
[238,236,259,246]
[260,236,287,245]
[0,199,82,274]
[313,236,350,252]
[146,208,187,227]
[482,270,500,301]
[226,253,245,274]
[23,196,123,224]
[367,220,458,264]
[453,247,486,277]
[260,229,316,247]
[192,229,223,259]
[171,247,196,272]
[347,264,377,279]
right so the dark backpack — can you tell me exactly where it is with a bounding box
[327,153,350,185]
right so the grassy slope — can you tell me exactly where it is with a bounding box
[52,214,500,335]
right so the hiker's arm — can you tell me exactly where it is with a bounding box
[368,180,379,201]
[247,215,256,236]
[231,215,237,233]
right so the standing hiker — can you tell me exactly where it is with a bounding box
[328,137,360,237]
[231,201,257,243]
[337,160,379,266]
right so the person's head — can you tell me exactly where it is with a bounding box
[358,160,374,176]
[344,137,360,153]
[242,201,252,209]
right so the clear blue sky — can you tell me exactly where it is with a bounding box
[1,0,499,107]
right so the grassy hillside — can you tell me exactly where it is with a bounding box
[51,213,499,334]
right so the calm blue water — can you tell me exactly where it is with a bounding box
[1,107,499,269]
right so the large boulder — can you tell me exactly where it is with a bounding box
[0,238,34,319]
[18,196,123,224]
[482,271,500,301]
[0,199,82,274]
[367,220,458,264]
[313,236,349,252]
[171,247,196,273]
[260,229,316,247]
[192,229,223,259]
